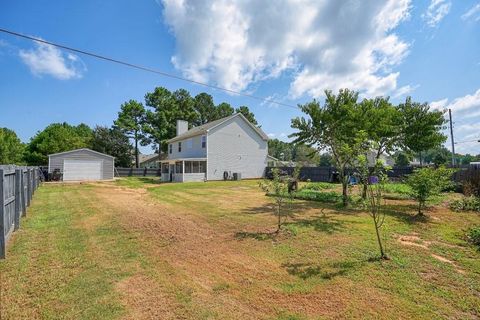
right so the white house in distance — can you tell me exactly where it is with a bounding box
[160,113,269,182]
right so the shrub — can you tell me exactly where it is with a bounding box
[449,197,480,212]
[406,166,456,215]
[467,226,480,248]
[300,182,335,191]
[293,190,343,203]
[383,183,411,195]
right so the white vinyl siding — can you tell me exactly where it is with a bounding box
[207,116,267,180]
[168,135,206,159]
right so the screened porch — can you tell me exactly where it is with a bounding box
[160,159,207,182]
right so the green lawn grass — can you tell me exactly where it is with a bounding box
[1,178,479,319]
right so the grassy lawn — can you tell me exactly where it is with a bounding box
[1,177,479,319]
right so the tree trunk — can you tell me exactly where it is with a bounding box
[362,181,368,200]
[374,216,386,259]
[417,201,423,216]
[135,130,139,168]
[341,172,348,207]
[277,203,281,232]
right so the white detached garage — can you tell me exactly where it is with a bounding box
[48,148,114,181]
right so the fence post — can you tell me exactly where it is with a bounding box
[26,169,31,207]
[21,170,26,217]
[0,169,5,259]
[14,169,21,231]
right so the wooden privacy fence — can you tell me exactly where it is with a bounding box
[115,167,161,177]
[0,165,41,259]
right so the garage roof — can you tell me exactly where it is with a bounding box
[48,148,115,158]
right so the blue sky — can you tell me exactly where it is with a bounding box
[1,0,479,154]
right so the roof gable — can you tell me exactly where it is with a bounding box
[48,148,115,159]
[167,113,268,143]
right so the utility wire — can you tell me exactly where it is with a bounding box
[0,27,299,110]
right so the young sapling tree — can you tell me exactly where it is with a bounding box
[358,156,389,260]
[259,167,299,233]
[405,166,455,215]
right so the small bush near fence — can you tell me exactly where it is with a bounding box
[0,165,42,259]
[450,197,480,212]
[467,226,480,248]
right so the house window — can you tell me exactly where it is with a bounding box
[169,144,172,154]
[178,142,182,152]
[201,136,206,148]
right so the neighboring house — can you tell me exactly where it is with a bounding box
[138,154,166,168]
[48,148,114,181]
[160,113,269,182]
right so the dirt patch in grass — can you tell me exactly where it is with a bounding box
[116,274,178,320]
[92,185,360,318]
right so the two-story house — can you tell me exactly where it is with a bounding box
[160,113,269,182]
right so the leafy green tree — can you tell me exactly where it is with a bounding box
[319,153,333,166]
[291,89,368,206]
[193,92,216,126]
[0,127,25,164]
[143,87,174,153]
[91,126,133,167]
[393,151,411,166]
[406,167,455,215]
[144,87,197,153]
[235,106,258,125]
[268,139,293,161]
[292,143,319,165]
[398,97,447,165]
[25,123,93,165]
[361,97,401,159]
[358,97,401,198]
[114,100,146,168]
[215,102,235,119]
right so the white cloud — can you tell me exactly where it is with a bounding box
[430,98,449,110]
[446,88,480,113]
[462,3,480,21]
[19,41,85,80]
[434,89,480,154]
[161,0,412,98]
[392,84,419,98]
[422,0,451,27]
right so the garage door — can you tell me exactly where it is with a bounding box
[63,159,102,181]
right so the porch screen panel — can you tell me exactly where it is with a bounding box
[175,162,183,173]
[199,161,206,173]
[185,161,192,173]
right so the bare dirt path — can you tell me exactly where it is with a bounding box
[92,185,348,319]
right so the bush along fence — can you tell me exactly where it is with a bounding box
[115,167,161,177]
[0,165,42,259]
[265,165,474,183]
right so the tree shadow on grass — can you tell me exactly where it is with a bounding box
[287,213,348,234]
[136,177,163,185]
[383,204,431,225]
[234,230,279,241]
[282,260,361,280]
